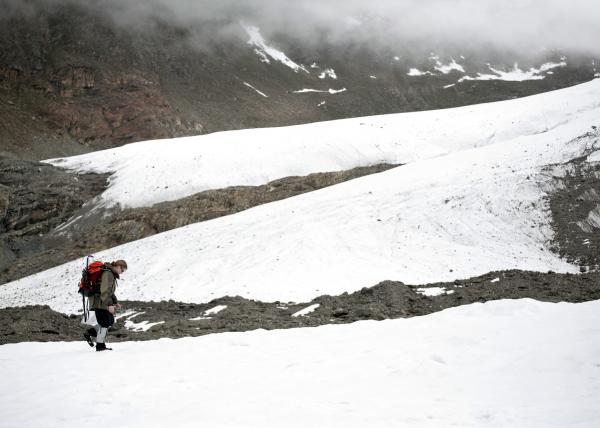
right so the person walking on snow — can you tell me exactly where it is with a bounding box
[83,260,127,351]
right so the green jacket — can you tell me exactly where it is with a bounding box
[89,265,119,310]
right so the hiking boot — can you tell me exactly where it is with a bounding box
[95,343,113,352]
[83,331,95,347]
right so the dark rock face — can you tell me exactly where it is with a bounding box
[0,163,396,284]
[1,1,597,160]
[0,155,108,274]
[1,269,598,344]
[546,144,600,271]
[100,164,398,237]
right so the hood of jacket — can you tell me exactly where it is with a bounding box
[105,263,121,279]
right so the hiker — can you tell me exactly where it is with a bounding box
[83,260,127,351]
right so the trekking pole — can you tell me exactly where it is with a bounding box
[82,255,94,322]
[82,294,86,322]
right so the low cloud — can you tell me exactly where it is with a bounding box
[2,0,599,55]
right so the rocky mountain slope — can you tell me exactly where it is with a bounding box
[1,0,597,160]
[2,80,599,314]
[0,154,108,275]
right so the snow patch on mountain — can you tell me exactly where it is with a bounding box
[242,82,268,98]
[416,287,453,297]
[318,68,337,79]
[407,67,433,76]
[409,57,564,81]
[587,150,600,162]
[459,61,567,82]
[407,54,465,76]
[292,88,347,94]
[291,304,320,317]
[430,54,465,74]
[125,318,165,332]
[243,24,308,73]
[252,48,270,64]
[204,305,227,315]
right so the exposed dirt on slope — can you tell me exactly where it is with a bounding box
[0,163,396,285]
[545,146,600,271]
[0,154,108,274]
[1,270,598,345]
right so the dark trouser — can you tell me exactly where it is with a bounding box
[93,309,114,344]
[94,309,115,328]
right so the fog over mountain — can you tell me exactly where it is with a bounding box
[2,0,599,54]
[1,0,598,161]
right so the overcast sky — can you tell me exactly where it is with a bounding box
[3,0,600,54]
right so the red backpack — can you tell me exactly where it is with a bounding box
[78,259,108,297]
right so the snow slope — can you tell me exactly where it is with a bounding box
[588,150,600,163]
[45,79,600,209]
[407,59,566,81]
[459,61,567,82]
[243,24,309,73]
[1,299,599,428]
[2,98,598,313]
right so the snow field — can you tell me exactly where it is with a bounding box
[2,81,599,314]
[3,103,598,313]
[587,150,600,163]
[44,79,600,209]
[1,299,599,428]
